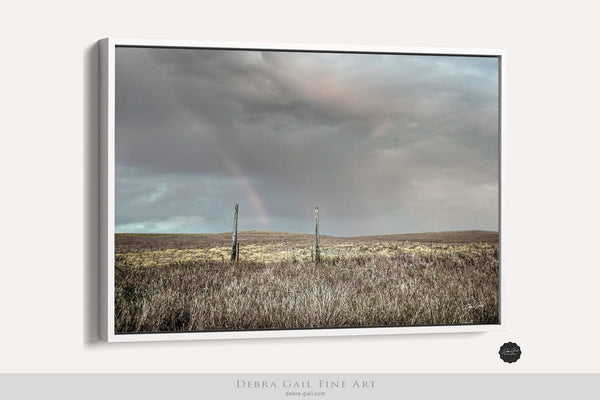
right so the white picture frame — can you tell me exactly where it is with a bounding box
[99,38,506,342]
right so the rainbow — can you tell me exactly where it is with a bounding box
[216,148,272,230]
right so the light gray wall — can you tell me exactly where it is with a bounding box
[1,0,599,373]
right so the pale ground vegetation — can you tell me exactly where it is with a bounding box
[114,231,499,333]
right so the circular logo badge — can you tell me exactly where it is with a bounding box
[499,342,521,363]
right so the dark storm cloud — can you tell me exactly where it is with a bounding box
[115,47,499,235]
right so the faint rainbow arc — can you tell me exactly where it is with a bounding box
[215,148,272,230]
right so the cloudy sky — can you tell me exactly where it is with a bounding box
[115,46,499,236]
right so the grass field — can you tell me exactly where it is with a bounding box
[114,230,499,333]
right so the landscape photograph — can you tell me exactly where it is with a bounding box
[113,46,500,334]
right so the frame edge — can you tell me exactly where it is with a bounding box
[98,38,114,342]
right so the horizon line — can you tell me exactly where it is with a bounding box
[114,229,499,238]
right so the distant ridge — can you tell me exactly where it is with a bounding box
[116,230,498,252]
[344,230,498,244]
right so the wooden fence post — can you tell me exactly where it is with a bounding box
[231,204,238,262]
[315,207,320,263]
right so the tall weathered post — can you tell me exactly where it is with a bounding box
[314,207,320,263]
[231,204,238,262]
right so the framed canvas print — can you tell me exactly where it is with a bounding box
[99,38,505,342]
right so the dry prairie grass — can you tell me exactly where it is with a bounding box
[114,232,499,333]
